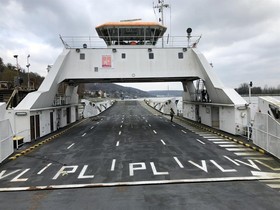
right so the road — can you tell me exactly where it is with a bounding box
[1,100,280,210]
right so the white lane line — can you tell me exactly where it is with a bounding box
[207,139,226,141]
[153,130,157,134]
[2,174,280,192]
[120,125,123,128]
[121,121,124,123]
[37,163,52,175]
[97,122,100,124]
[2,176,280,192]
[67,143,75,149]
[223,156,240,166]
[226,148,252,152]
[213,141,232,144]
[111,159,116,171]
[173,157,184,168]
[116,141,120,147]
[172,124,175,127]
[181,130,187,134]
[119,131,122,135]
[90,126,94,130]
[160,139,166,145]
[234,152,263,156]
[219,144,244,147]
[196,139,205,145]
[82,133,86,137]
[145,120,148,123]
[202,136,221,139]
[148,124,152,127]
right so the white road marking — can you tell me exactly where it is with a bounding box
[153,130,157,134]
[37,163,52,175]
[119,131,122,135]
[207,139,226,141]
[203,136,221,139]
[149,124,151,127]
[116,141,120,147]
[145,120,148,123]
[219,144,244,147]
[11,169,30,182]
[259,179,280,183]
[160,139,166,145]
[111,159,116,171]
[173,157,184,168]
[67,143,75,149]
[97,122,100,124]
[181,130,187,134]
[2,175,280,192]
[266,184,280,188]
[150,162,169,175]
[254,160,280,170]
[90,126,94,130]
[213,141,232,144]
[234,152,263,156]
[226,148,252,152]
[210,160,237,172]
[223,156,240,166]
[172,124,175,127]
[129,162,146,176]
[120,125,123,128]
[82,133,86,137]
[78,165,94,179]
[196,139,205,145]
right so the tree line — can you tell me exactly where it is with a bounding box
[235,83,280,95]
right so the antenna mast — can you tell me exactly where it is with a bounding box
[154,0,170,47]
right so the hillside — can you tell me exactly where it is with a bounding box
[85,83,154,98]
[148,90,183,97]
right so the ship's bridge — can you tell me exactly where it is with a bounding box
[95,21,167,46]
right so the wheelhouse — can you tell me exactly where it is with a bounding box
[95,21,167,46]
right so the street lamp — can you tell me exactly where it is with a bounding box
[26,54,30,90]
[13,54,19,73]
[13,55,20,87]
[249,81,253,104]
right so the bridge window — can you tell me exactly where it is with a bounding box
[122,53,126,59]
[178,52,183,59]
[80,53,85,60]
[149,53,154,59]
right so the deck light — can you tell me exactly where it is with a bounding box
[83,44,87,48]
[112,48,117,53]
[148,48,152,52]
[76,49,80,53]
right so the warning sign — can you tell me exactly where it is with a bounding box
[102,55,112,68]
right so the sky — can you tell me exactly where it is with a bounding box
[0,0,280,91]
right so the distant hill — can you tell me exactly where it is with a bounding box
[148,90,183,97]
[85,83,154,98]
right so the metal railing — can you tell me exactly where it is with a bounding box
[252,112,280,159]
[0,119,14,163]
[59,35,201,49]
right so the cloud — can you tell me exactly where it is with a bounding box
[0,0,279,89]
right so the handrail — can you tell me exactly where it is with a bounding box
[59,35,202,49]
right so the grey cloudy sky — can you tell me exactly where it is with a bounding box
[0,0,280,91]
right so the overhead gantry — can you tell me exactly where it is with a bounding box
[11,21,249,142]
